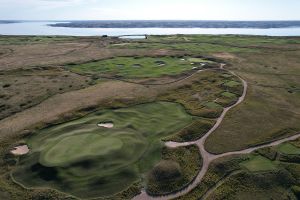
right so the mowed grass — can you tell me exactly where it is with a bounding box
[240,155,278,172]
[278,143,300,155]
[12,102,195,199]
[66,56,212,78]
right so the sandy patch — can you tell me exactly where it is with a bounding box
[212,52,237,60]
[11,145,29,155]
[98,123,114,128]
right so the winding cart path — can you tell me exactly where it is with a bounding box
[133,64,300,200]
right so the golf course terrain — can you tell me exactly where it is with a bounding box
[12,102,195,198]
[0,34,299,200]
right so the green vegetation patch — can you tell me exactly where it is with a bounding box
[224,80,241,88]
[159,70,240,118]
[146,145,202,195]
[221,91,237,98]
[176,156,246,200]
[216,91,239,107]
[12,102,194,199]
[66,57,211,78]
[240,155,278,172]
[204,101,222,109]
[278,143,300,155]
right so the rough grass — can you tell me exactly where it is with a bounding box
[12,102,194,199]
[0,68,90,120]
[205,171,296,200]
[0,35,78,45]
[206,50,300,154]
[146,145,202,195]
[177,152,297,200]
[164,118,216,142]
[176,156,247,200]
[111,41,259,53]
[146,35,300,49]
[159,70,242,118]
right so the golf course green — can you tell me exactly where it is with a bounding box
[66,56,213,78]
[12,102,195,198]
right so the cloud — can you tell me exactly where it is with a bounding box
[0,0,299,20]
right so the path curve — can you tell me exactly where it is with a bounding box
[133,64,300,200]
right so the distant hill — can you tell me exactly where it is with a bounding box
[0,20,20,24]
[49,20,300,29]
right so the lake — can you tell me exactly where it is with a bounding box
[1,21,300,36]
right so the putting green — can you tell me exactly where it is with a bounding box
[12,102,195,198]
[40,135,124,167]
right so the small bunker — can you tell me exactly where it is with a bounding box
[11,145,29,156]
[155,61,166,66]
[97,122,114,128]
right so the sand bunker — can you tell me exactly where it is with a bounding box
[212,52,237,59]
[97,122,114,128]
[11,145,29,155]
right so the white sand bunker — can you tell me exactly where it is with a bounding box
[97,122,114,128]
[11,145,29,156]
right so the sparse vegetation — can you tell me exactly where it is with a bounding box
[146,145,202,195]
[164,118,215,142]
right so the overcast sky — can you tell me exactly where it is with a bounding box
[1,0,300,20]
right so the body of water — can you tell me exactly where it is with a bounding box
[1,22,300,36]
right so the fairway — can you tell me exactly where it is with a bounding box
[12,102,195,198]
[66,56,213,78]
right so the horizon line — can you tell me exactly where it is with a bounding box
[2,19,300,22]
